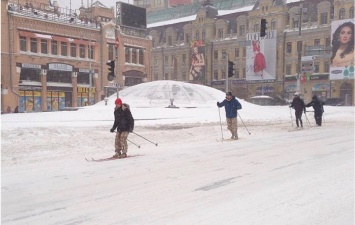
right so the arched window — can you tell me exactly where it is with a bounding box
[339,8,345,20]
[271,19,277,30]
[350,7,354,18]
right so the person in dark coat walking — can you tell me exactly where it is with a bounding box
[217,92,242,139]
[110,98,134,158]
[306,95,325,126]
[290,92,306,128]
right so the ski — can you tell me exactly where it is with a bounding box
[216,138,239,142]
[85,154,142,162]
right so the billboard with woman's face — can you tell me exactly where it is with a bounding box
[189,40,205,84]
[330,19,355,80]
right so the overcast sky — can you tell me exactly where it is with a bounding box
[58,0,129,11]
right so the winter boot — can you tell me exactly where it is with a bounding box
[234,133,239,140]
[113,152,121,158]
[119,153,127,159]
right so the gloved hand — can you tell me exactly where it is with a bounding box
[110,128,115,133]
[217,102,220,106]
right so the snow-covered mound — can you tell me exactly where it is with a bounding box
[114,80,226,107]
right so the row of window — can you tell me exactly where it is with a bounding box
[124,47,145,65]
[19,36,94,59]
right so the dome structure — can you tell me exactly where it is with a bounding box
[117,80,225,107]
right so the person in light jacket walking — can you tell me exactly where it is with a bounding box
[217,92,242,139]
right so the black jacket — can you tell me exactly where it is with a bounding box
[111,103,134,132]
[306,97,324,114]
[290,96,305,113]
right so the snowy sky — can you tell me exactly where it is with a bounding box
[2,81,354,224]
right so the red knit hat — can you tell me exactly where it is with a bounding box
[115,98,122,105]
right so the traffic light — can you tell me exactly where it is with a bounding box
[106,60,115,81]
[260,19,267,37]
[228,61,235,77]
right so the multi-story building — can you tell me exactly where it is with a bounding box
[148,0,354,104]
[1,0,151,113]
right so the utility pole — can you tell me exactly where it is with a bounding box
[226,53,229,92]
[296,3,303,94]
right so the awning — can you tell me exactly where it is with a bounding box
[19,31,36,38]
[52,36,70,42]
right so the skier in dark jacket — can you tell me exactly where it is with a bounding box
[217,92,242,139]
[110,98,134,158]
[290,92,306,128]
[306,95,325,126]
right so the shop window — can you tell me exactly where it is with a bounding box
[30,38,37,53]
[51,40,58,55]
[20,36,26,51]
[47,70,71,83]
[70,43,76,57]
[77,72,90,84]
[79,44,85,58]
[61,42,67,56]
[20,68,41,81]
[41,39,48,54]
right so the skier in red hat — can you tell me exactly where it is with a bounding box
[110,98,134,158]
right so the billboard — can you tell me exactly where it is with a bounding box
[189,40,205,84]
[246,30,277,82]
[330,19,354,80]
[118,2,147,29]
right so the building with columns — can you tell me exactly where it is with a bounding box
[148,0,354,104]
[1,0,151,113]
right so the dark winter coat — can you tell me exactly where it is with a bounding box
[290,96,305,113]
[111,103,134,132]
[217,96,242,118]
[306,96,324,116]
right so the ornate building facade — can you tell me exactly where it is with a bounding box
[1,0,151,112]
[148,0,354,104]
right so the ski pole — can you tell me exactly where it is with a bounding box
[238,113,251,135]
[218,107,224,140]
[127,139,140,148]
[289,106,294,127]
[132,132,158,146]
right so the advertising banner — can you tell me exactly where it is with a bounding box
[189,40,205,84]
[330,19,355,80]
[246,30,277,82]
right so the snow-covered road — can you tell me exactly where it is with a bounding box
[2,120,354,225]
